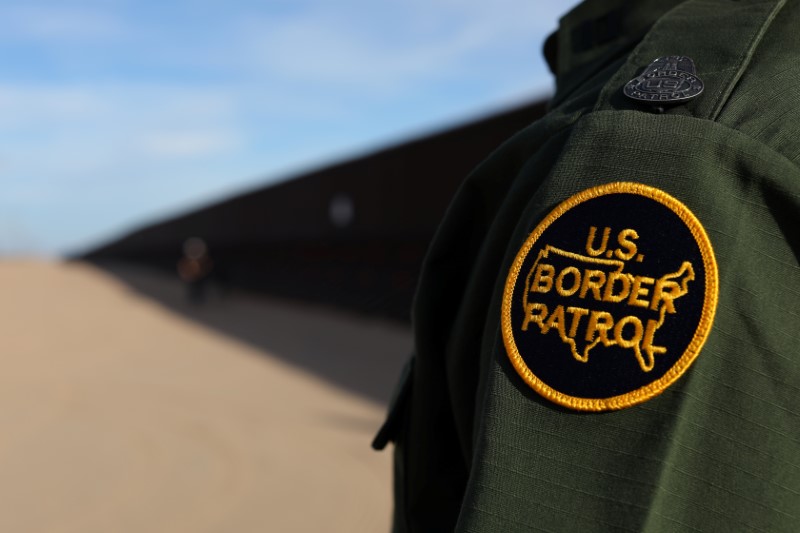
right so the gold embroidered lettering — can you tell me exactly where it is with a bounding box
[585,226,611,256]
[517,245,695,375]
[651,279,680,313]
[614,228,639,260]
[522,302,547,331]
[628,276,654,308]
[566,306,589,337]
[603,271,631,303]
[531,264,555,294]
[544,305,567,337]
[614,315,643,352]
[555,266,581,297]
[579,269,607,300]
[585,311,613,344]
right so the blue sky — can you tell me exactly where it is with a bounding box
[0,0,579,256]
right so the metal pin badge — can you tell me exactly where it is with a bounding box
[624,56,703,106]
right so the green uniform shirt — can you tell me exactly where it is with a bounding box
[375,0,800,531]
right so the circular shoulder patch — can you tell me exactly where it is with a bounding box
[501,182,718,411]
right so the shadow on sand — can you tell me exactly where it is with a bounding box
[86,260,412,406]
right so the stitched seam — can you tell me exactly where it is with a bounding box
[584,109,800,174]
[710,0,788,120]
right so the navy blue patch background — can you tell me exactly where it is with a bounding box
[509,192,706,399]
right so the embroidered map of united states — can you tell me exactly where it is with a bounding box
[521,245,695,372]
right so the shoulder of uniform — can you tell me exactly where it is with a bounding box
[717,0,800,161]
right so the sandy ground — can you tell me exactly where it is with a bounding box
[0,260,411,533]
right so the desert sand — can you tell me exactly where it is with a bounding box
[0,260,410,532]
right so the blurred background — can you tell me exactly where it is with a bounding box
[0,0,579,531]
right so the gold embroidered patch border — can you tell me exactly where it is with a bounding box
[501,182,718,411]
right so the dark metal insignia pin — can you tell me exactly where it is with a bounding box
[624,56,703,107]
